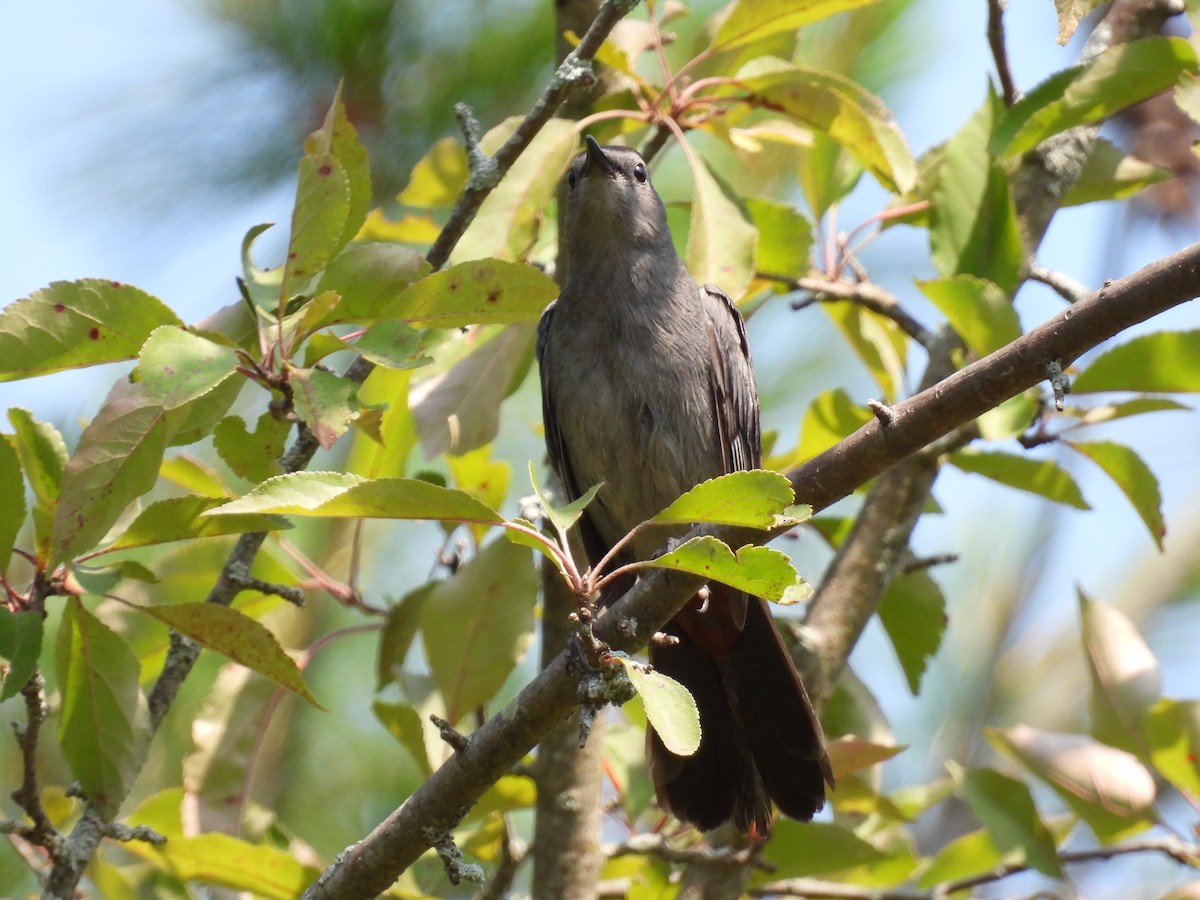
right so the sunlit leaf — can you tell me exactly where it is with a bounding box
[824,737,905,781]
[107,496,288,552]
[917,826,1010,889]
[649,470,807,529]
[0,608,42,701]
[385,260,556,328]
[683,151,757,298]
[304,83,372,253]
[977,389,1040,441]
[918,276,1021,357]
[213,412,290,484]
[1073,331,1200,393]
[399,136,469,207]
[138,326,240,410]
[56,597,148,818]
[287,364,357,450]
[746,196,813,281]
[139,832,319,899]
[447,445,511,542]
[877,569,947,695]
[1070,397,1190,426]
[281,153,351,298]
[1144,698,1200,797]
[641,535,811,604]
[1055,0,1107,45]
[822,301,907,400]
[0,279,182,381]
[792,388,873,465]
[949,448,1089,510]
[611,656,700,757]
[754,821,886,881]
[315,243,431,325]
[710,0,885,53]
[1068,441,1164,549]
[349,320,429,370]
[1062,138,1172,206]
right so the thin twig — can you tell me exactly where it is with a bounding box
[987,0,1019,105]
[1029,262,1091,304]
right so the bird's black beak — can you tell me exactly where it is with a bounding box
[584,135,618,176]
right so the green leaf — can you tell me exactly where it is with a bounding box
[163,374,244,449]
[931,97,1023,293]
[1062,137,1172,206]
[1073,330,1200,392]
[0,608,42,701]
[711,0,885,53]
[650,470,807,529]
[0,279,183,381]
[746,196,813,280]
[454,118,578,263]
[107,496,289,552]
[755,821,886,881]
[918,276,1021,357]
[1068,441,1164,549]
[385,260,557,327]
[287,364,357,450]
[281,153,351,298]
[795,388,873,462]
[349,320,429,370]
[56,597,148,818]
[955,765,1063,878]
[138,326,240,410]
[683,152,757,298]
[420,537,537,724]
[531,460,603,534]
[315,243,431,325]
[917,826,1009,889]
[949,448,1089,510]
[877,569,946,695]
[204,471,505,526]
[373,700,433,776]
[740,61,916,193]
[822,301,907,400]
[399,136,469,207]
[140,832,319,899]
[213,412,289,484]
[133,602,321,708]
[993,37,1199,158]
[1144,698,1200,797]
[304,83,371,253]
[611,657,700,757]
[447,445,511,542]
[977,389,1040,441]
[641,535,811,604]
[50,389,169,567]
[0,434,24,572]
[989,725,1158,842]
[1070,397,1190,425]
[376,583,434,691]
[8,408,67,510]
[1078,591,1161,754]
[797,131,864,222]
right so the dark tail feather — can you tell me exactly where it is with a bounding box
[647,596,832,832]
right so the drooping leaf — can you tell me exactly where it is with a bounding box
[822,301,907,400]
[949,448,1089,510]
[0,608,42,701]
[385,261,556,328]
[0,279,182,381]
[611,656,700,757]
[204,471,505,526]
[138,832,319,900]
[213,412,290,484]
[918,276,1021,357]
[955,765,1063,878]
[107,496,289,552]
[709,0,884,53]
[649,470,808,529]
[315,243,431,325]
[746,196,813,281]
[1078,592,1161,755]
[56,597,148,818]
[398,135,469,207]
[739,60,916,193]
[683,152,757,298]
[280,153,351,298]
[138,326,240,410]
[1068,441,1164,549]
[287,364,357,450]
[641,535,811,604]
[1062,137,1172,206]
[376,583,435,691]
[0,434,24,571]
[992,37,1199,158]
[132,602,321,708]
[989,725,1158,842]
[877,569,947,695]
[303,83,372,253]
[50,389,169,567]
[373,700,434,776]
[1073,331,1200,393]
[753,821,886,881]
[1070,397,1190,426]
[420,537,537,724]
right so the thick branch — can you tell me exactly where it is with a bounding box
[301,239,1200,899]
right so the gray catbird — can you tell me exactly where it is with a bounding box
[537,136,834,834]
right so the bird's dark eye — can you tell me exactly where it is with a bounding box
[567,169,578,189]
[633,162,647,183]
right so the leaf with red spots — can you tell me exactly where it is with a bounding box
[640,535,811,604]
[0,279,182,381]
[281,153,351,299]
[385,259,556,327]
[132,601,322,708]
[286,364,358,450]
[304,83,372,252]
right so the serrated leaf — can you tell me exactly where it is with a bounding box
[993,37,1199,158]
[955,765,1063,877]
[133,602,321,707]
[385,260,557,328]
[683,152,756,298]
[755,821,886,881]
[877,569,946,695]
[650,470,805,529]
[287,364,357,450]
[56,597,148,817]
[1073,330,1200,392]
[304,84,371,253]
[989,725,1158,842]
[373,700,433,776]
[138,832,319,899]
[533,459,604,535]
[740,61,916,193]
[0,608,42,701]
[399,136,469,207]
[711,0,884,53]
[918,276,1021,357]
[642,535,811,604]
[1068,441,1164,549]
[746,196,813,280]
[420,537,537,724]
[213,412,289,483]
[50,389,168,567]
[0,434,24,571]
[138,326,240,410]
[204,471,505,526]
[1063,137,1172,206]
[8,408,67,509]
[1078,592,1161,755]
[315,243,431,326]
[1144,698,1200,797]
[612,657,700,757]
[504,517,568,576]
[107,496,289,552]
[949,448,1089,510]
[281,153,351,298]
[0,279,183,381]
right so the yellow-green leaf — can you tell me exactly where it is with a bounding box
[918,276,1021,358]
[611,656,700,757]
[1073,330,1200,393]
[650,470,807,529]
[641,535,811,604]
[949,448,1089,510]
[1068,441,1164,549]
